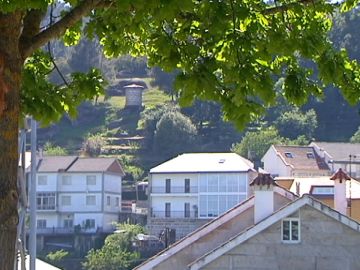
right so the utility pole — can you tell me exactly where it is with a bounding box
[29,118,37,270]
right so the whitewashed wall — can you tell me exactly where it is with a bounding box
[104,173,122,193]
[262,147,291,177]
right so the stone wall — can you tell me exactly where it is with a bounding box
[203,205,360,270]
[147,217,210,240]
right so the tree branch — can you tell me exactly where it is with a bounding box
[20,0,104,59]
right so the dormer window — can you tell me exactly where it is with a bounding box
[311,186,334,195]
[284,152,293,158]
[306,152,315,159]
[282,218,300,243]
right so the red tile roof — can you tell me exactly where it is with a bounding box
[250,173,277,187]
[330,168,351,181]
[274,145,330,171]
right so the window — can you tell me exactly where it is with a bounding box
[61,195,71,206]
[284,152,293,158]
[207,195,218,217]
[64,219,73,228]
[199,196,207,217]
[282,218,300,243]
[312,186,334,195]
[165,179,171,193]
[85,219,95,229]
[107,196,111,206]
[115,197,120,207]
[37,219,47,228]
[227,174,238,192]
[62,175,71,185]
[86,195,96,206]
[86,175,96,185]
[199,175,207,192]
[208,175,218,192]
[184,179,190,193]
[184,203,190,218]
[165,203,171,217]
[38,175,47,185]
[36,192,55,210]
[306,152,315,159]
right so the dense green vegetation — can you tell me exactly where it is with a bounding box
[37,7,360,180]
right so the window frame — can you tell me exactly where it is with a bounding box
[281,218,301,244]
[86,175,96,185]
[165,179,171,193]
[61,195,71,206]
[86,195,96,206]
[37,219,47,229]
[165,202,171,218]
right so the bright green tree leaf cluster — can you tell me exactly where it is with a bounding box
[82,223,145,270]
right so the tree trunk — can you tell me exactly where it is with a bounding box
[0,12,24,270]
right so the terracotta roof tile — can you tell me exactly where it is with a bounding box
[250,173,277,187]
[274,145,330,171]
[330,168,351,181]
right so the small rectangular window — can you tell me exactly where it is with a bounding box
[86,195,96,206]
[282,218,300,243]
[37,219,47,228]
[306,152,315,159]
[115,197,120,207]
[86,175,96,185]
[284,152,293,158]
[38,175,47,185]
[85,219,95,229]
[62,175,71,185]
[165,179,171,193]
[184,202,190,218]
[64,219,73,228]
[165,202,171,217]
[107,196,111,206]
[185,179,190,193]
[61,195,71,206]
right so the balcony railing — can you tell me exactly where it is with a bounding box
[151,186,198,194]
[35,227,75,234]
[33,226,106,234]
[150,211,198,219]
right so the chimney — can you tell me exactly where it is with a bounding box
[330,168,351,215]
[250,173,277,224]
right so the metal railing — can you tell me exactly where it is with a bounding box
[33,226,107,234]
[151,186,198,194]
[150,211,198,219]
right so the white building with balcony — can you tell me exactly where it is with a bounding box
[148,153,256,239]
[35,156,125,235]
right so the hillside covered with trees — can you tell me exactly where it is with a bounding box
[38,8,360,181]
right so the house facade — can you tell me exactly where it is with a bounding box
[148,153,256,240]
[261,145,330,177]
[36,156,125,234]
[136,171,360,270]
[311,141,360,179]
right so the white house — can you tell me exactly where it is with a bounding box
[148,153,256,239]
[261,145,330,177]
[36,156,125,234]
[310,141,360,178]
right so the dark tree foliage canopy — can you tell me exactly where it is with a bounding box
[1,0,360,269]
[0,0,359,127]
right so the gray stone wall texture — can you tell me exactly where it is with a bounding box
[147,218,210,240]
[203,205,360,270]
